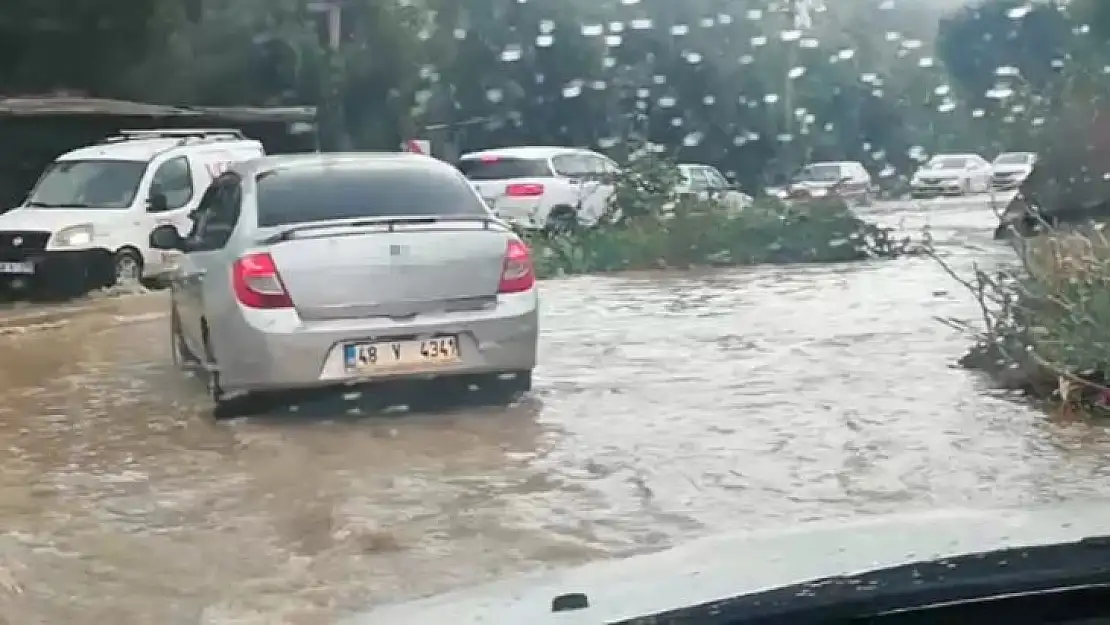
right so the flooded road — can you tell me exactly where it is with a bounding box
[1,197,1106,624]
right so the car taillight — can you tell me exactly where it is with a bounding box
[498,239,535,293]
[505,183,544,197]
[232,252,293,309]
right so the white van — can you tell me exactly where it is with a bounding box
[0,129,264,293]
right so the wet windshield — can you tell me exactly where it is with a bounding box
[25,160,147,209]
[9,0,1110,623]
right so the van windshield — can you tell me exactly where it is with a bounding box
[26,160,148,209]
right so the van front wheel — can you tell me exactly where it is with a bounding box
[112,249,143,286]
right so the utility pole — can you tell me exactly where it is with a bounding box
[307,1,342,50]
[307,1,346,150]
[783,1,797,134]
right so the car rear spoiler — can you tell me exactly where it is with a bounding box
[259,214,506,243]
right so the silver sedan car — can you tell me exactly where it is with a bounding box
[149,152,539,418]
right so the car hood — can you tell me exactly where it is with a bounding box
[342,504,1110,625]
[915,168,966,179]
[792,180,837,188]
[0,207,126,231]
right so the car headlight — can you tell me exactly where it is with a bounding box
[54,224,94,247]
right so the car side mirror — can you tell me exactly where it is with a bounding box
[148,191,169,213]
[149,224,185,250]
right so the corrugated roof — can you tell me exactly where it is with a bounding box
[0,96,316,122]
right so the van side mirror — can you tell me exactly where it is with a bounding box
[148,191,169,213]
[149,224,185,250]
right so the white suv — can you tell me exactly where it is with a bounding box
[457,146,618,230]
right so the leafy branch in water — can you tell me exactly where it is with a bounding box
[930,223,1110,415]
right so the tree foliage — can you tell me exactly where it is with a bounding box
[0,0,1105,186]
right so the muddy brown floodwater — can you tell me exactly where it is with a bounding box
[1,198,1109,624]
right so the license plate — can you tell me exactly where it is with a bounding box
[0,261,33,274]
[344,336,461,372]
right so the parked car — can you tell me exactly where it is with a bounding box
[675,163,753,215]
[910,153,992,197]
[779,161,873,206]
[456,146,619,231]
[150,152,539,419]
[0,129,263,296]
[991,151,1037,191]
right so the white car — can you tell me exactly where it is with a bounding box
[457,146,618,231]
[0,128,263,295]
[991,151,1037,191]
[910,153,992,197]
[675,163,753,214]
[782,161,873,205]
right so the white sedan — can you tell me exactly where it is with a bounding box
[910,154,992,197]
[990,151,1037,191]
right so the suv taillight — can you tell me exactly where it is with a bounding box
[232,252,293,308]
[505,183,544,197]
[498,239,535,293]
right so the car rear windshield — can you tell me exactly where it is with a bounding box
[795,164,842,181]
[255,165,488,227]
[928,157,968,169]
[456,156,553,180]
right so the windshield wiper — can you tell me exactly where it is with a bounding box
[25,201,92,208]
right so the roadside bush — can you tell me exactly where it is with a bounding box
[942,225,1110,413]
[520,150,911,278]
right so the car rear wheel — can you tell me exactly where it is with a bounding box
[441,370,532,407]
[482,370,532,404]
[201,326,263,420]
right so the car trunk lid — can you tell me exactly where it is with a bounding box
[264,218,511,321]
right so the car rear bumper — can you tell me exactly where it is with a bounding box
[211,290,540,393]
[0,248,114,293]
